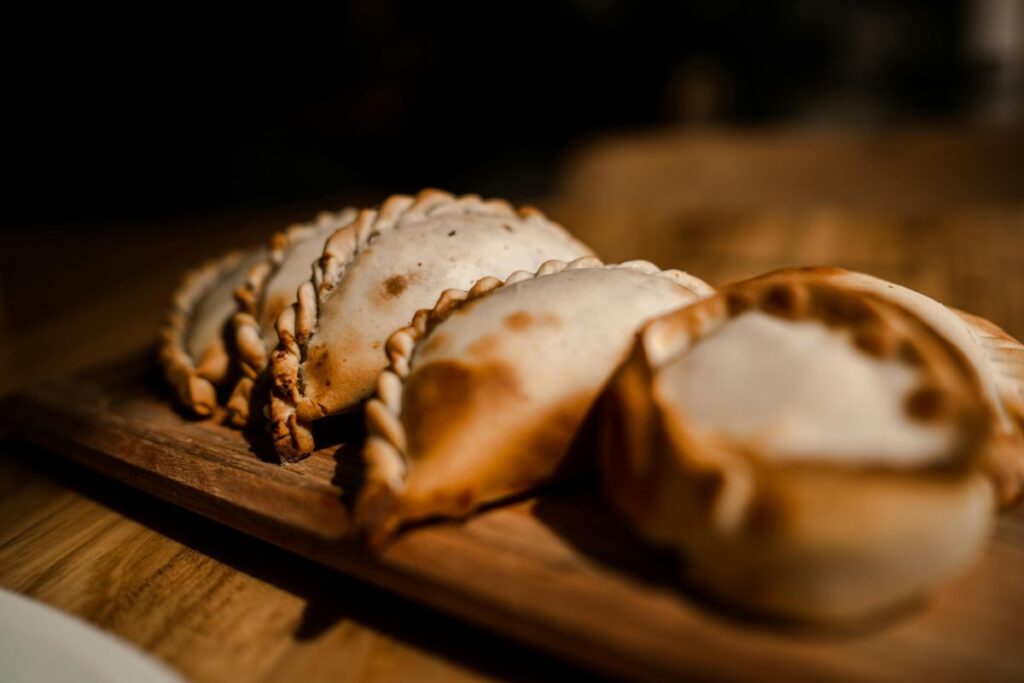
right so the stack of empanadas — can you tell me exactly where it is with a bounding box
[159,189,593,435]
[159,190,1024,623]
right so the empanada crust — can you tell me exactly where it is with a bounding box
[358,257,713,541]
[269,189,594,461]
[746,267,1024,506]
[600,269,997,622]
[226,208,357,426]
[159,248,265,416]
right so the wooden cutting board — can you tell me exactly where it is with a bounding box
[2,356,1023,683]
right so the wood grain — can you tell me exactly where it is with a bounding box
[0,444,592,683]
[3,351,1024,683]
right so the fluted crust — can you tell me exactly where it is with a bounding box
[225,207,358,426]
[268,189,595,461]
[158,248,263,416]
[357,257,713,543]
[744,266,1024,506]
[600,269,997,622]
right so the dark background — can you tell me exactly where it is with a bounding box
[6,1,1019,222]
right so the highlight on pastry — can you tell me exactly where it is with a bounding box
[158,247,267,416]
[599,269,996,622]
[269,189,595,462]
[227,207,358,427]
[357,257,714,543]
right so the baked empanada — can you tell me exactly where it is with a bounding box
[270,189,594,461]
[761,267,1024,505]
[159,248,267,416]
[358,257,713,541]
[227,208,358,426]
[600,270,996,622]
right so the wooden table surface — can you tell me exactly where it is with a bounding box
[1,126,1022,682]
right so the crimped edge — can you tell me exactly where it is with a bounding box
[158,249,249,417]
[630,271,994,534]
[738,267,1024,505]
[268,188,594,461]
[356,255,715,542]
[226,207,359,426]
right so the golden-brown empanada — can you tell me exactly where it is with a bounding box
[270,189,594,461]
[600,270,996,622]
[358,257,713,541]
[226,208,357,426]
[159,248,266,416]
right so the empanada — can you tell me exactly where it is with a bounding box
[358,257,713,541]
[227,208,358,426]
[270,189,594,461]
[599,270,996,622]
[159,248,267,416]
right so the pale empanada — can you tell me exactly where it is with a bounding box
[755,267,1024,506]
[159,248,266,416]
[357,257,714,541]
[269,189,594,461]
[599,270,995,622]
[226,208,357,426]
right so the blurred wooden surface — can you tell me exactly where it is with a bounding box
[0,126,1022,682]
